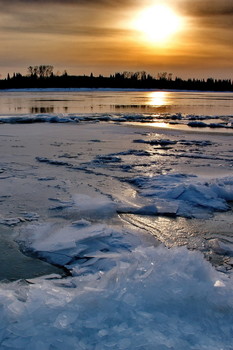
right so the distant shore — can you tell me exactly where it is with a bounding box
[1,70,233,92]
[1,87,233,94]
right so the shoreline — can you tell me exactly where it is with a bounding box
[1,87,233,94]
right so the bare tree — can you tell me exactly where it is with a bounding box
[134,71,147,80]
[27,65,39,77]
[27,65,53,78]
[157,72,168,80]
[168,73,173,81]
[27,66,34,76]
[33,66,39,77]
[39,65,53,78]
[123,71,134,79]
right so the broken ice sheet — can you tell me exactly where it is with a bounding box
[130,174,233,218]
[1,245,233,350]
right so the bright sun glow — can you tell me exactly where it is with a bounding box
[148,91,167,106]
[133,4,183,45]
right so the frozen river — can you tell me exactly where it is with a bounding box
[0,89,233,349]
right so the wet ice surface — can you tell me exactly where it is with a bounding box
[0,119,233,349]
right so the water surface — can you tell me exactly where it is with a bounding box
[1,89,233,115]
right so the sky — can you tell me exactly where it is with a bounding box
[1,0,233,79]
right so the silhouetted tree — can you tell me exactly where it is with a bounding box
[133,71,147,80]
[123,71,134,79]
[27,65,39,77]
[27,65,53,78]
[168,73,173,81]
[39,65,53,78]
[1,67,233,91]
[27,66,34,77]
[157,72,168,80]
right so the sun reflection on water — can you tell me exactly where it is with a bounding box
[150,122,170,128]
[147,91,168,107]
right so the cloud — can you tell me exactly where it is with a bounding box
[178,0,233,48]
[0,0,134,39]
[3,0,233,14]
[1,21,127,38]
[180,0,233,17]
[1,0,233,79]
[0,0,134,9]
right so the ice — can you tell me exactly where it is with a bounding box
[110,149,151,157]
[131,174,233,218]
[72,194,117,219]
[21,212,40,221]
[36,156,72,167]
[38,176,56,181]
[188,120,233,129]
[16,219,133,270]
[1,105,233,349]
[0,217,21,226]
[48,194,117,221]
[0,244,233,349]
[7,212,233,350]
[207,238,233,255]
[0,107,232,134]
[188,121,208,127]
[53,311,77,329]
[133,138,177,146]
[93,155,122,164]
[71,219,91,227]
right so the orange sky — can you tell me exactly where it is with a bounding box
[1,0,233,79]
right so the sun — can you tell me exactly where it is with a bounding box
[132,4,183,45]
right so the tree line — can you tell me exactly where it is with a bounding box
[1,65,233,92]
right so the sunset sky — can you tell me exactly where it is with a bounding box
[1,0,233,79]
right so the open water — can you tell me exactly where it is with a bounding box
[1,89,233,115]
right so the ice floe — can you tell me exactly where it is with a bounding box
[130,174,233,218]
